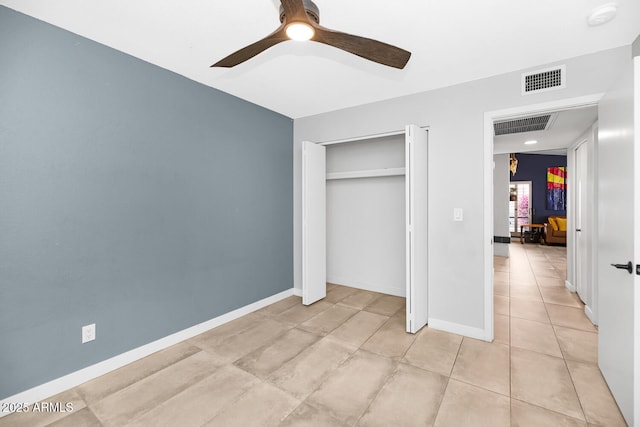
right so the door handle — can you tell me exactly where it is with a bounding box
[611,261,633,274]
[576,229,581,232]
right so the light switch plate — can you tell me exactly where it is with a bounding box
[454,208,463,222]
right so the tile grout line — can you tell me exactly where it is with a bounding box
[507,252,512,424]
[431,375,452,426]
[430,333,466,425]
[277,291,399,426]
[337,296,402,426]
[523,244,590,424]
[351,362,400,426]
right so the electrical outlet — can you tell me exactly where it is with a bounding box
[82,324,96,344]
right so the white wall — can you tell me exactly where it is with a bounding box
[293,46,629,336]
[493,154,511,257]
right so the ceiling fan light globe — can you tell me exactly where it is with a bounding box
[286,23,314,41]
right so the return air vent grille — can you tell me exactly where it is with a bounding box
[521,65,566,95]
[494,114,556,136]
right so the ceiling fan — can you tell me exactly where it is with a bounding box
[211,0,411,69]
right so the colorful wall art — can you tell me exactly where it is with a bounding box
[547,167,566,211]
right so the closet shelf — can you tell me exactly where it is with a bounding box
[326,167,406,181]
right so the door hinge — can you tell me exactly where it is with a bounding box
[637,264,640,275]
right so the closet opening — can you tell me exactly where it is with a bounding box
[302,125,429,333]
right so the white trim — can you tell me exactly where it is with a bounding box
[319,130,405,146]
[565,279,576,293]
[633,55,640,427]
[568,130,599,323]
[318,126,429,146]
[487,94,604,122]
[566,141,577,302]
[585,304,595,324]
[428,318,488,341]
[292,287,303,297]
[483,93,604,348]
[483,109,494,343]
[493,242,510,257]
[590,123,600,325]
[0,288,295,415]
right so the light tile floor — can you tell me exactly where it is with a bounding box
[1,244,627,426]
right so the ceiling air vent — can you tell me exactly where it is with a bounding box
[494,113,557,136]
[521,65,566,95]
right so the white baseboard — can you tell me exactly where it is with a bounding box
[428,318,489,342]
[565,280,576,292]
[0,288,295,415]
[326,277,405,297]
[584,305,596,325]
[493,243,510,257]
[292,287,302,297]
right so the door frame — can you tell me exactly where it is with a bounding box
[567,127,598,324]
[483,94,603,342]
[305,125,430,334]
[634,55,640,427]
[571,139,589,298]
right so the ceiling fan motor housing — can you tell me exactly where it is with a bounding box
[279,0,320,24]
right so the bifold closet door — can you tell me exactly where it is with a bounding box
[302,141,327,305]
[406,125,429,333]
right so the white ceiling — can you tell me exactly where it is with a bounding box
[2,0,639,118]
[493,106,599,155]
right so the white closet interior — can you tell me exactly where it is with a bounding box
[302,125,429,333]
[325,134,406,297]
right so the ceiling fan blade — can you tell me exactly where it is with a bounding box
[211,25,288,67]
[280,0,309,22]
[312,25,411,69]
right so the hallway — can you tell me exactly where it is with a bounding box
[495,243,625,426]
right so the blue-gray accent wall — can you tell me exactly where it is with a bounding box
[0,6,293,399]
[510,153,567,224]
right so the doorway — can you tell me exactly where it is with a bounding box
[574,141,589,304]
[484,94,602,343]
[509,181,532,237]
[302,125,429,334]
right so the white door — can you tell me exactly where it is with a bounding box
[302,141,326,305]
[406,125,429,333]
[574,142,589,304]
[597,55,639,425]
